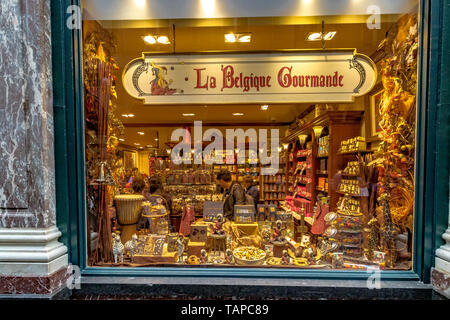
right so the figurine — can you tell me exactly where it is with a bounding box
[124,234,138,262]
[176,234,185,263]
[225,249,235,264]
[303,245,317,265]
[272,220,285,243]
[200,249,208,264]
[112,233,124,264]
[212,213,225,235]
[281,250,291,265]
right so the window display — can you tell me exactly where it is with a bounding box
[81,0,419,271]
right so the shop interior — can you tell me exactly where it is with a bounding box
[82,4,419,270]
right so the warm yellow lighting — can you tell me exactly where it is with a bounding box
[323,31,337,40]
[119,138,125,142]
[200,0,215,15]
[232,112,244,116]
[312,126,324,140]
[157,35,170,44]
[302,0,312,4]
[238,35,251,43]
[182,113,195,116]
[225,33,236,43]
[306,31,337,41]
[191,149,195,154]
[121,114,129,118]
[307,32,322,41]
[261,105,269,111]
[278,147,282,152]
[128,114,135,118]
[298,134,308,145]
[167,149,172,154]
[282,143,289,150]
[134,0,145,8]
[143,35,156,44]
[137,132,144,135]
[154,138,158,141]
[134,143,140,146]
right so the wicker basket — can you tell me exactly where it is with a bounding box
[114,194,145,225]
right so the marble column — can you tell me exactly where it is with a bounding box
[0,0,69,295]
[432,177,450,298]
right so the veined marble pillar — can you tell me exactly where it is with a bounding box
[0,0,69,296]
[432,176,450,298]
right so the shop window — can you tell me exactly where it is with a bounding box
[81,0,420,271]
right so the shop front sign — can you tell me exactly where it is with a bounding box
[122,50,376,104]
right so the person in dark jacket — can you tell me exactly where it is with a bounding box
[242,176,259,211]
[143,176,174,232]
[216,170,246,220]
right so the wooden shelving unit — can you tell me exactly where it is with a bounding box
[283,111,364,212]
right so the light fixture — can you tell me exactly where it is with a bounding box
[306,31,337,41]
[323,31,337,41]
[298,134,308,147]
[137,132,145,135]
[200,0,215,15]
[282,143,289,150]
[167,149,172,154]
[191,149,195,154]
[121,113,135,118]
[139,147,144,149]
[225,33,251,43]
[154,138,158,141]
[143,35,171,45]
[143,35,156,44]
[156,35,170,44]
[261,105,269,111]
[278,147,282,152]
[128,114,135,118]
[232,112,244,116]
[134,0,145,7]
[238,35,251,43]
[182,113,195,116]
[312,126,324,140]
[119,138,125,142]
[134,143,140,146]
[224,33,236,43]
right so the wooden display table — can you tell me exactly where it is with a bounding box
[133,244,177,264]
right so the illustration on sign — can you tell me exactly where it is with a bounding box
[123,51,377,104]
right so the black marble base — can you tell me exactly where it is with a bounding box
[69,282,447,300]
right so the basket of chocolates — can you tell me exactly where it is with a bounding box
[232,246,266,265]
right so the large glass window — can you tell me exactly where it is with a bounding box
[81,0,420,270]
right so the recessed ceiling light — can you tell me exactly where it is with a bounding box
[137,132,145,135]
[182,113,195,116]
[232,112,244,116]
[118,138,125,142]
[238,34,251,43]
[224,33,236,43]
[128,114,135,117]
[156,35,170,44]
[261,105,269,111]
[143,35,156,44]
[306,31,337,41]
[134,143,140,146]
[323,31,337,41]
[154,138,159,141]
[134,0,145,8]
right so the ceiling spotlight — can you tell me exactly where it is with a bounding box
[232,112,244,116]
[182,113,195,116]
[156,35,170,44]
[143,35,156,44]
[154,138,159,141]
[261,105,269,111]
[323,31,337,41]
[128,114,135,117]
[307,32,322,41]
[134,0,145,8]
[118,138,125,142]
[306,31,337,41]
[134,143,140,146]
[137,132,145,135]
[238,35,251,43]
[224,33,236,43]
